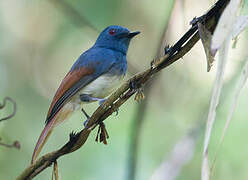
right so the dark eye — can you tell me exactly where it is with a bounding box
[109,29,116,35]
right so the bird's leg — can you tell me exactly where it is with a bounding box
[81,108,90,127]
[80,94,99,127]
[79,94,112,143]
[80,94,105,105]
[80,94,108,127]
[80,94,96,103]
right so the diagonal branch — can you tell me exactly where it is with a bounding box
[16,0,230,179]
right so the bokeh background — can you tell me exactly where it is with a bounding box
[1,0,248,179]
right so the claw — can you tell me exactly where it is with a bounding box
[134,88,145,102]
[115,108,119,116]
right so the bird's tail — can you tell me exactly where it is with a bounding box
[31,104,74,164]
[31,119,55,164]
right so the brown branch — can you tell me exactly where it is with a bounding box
[16,0,230,179]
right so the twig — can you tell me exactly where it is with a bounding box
[16,0,230,179]
[0,97,17,122]
[0,97,20,150]
[0,137,20,150]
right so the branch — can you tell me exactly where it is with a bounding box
[17,0,230,179]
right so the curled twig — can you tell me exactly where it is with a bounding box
[0,97,20,149]
[0,97,17,122]
[0,137,21,150]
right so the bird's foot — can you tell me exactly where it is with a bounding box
[134,88,145,102]
[114,108,119,116]
[129,80,145,102]
[190,15,206,26]
[95,122,109,145]
[98,99,106,106]
[69,131,80,142]
[83,118,90,127]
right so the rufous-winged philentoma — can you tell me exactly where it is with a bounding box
[31,25,140,163]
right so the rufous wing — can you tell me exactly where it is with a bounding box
[31,66,95,164]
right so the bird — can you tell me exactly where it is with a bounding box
[31,25,140,164]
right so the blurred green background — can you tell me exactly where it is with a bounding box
[1,0,248,179]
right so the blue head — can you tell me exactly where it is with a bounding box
[93,25,140,55]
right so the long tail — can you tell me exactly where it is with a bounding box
[31,103,74,164]
[31,119,55,164]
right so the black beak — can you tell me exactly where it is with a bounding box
[127,31,140,38]
[117,31,140,38]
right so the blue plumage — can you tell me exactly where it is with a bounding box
[31,25,140,163]
[71,25,139,75]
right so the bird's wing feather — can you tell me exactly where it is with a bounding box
[32,57,115,163]
[46,55,115,124]
[46,67,94,124]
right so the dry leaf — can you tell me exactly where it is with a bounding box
[211,0,242,55]
[202,158,210,180]
[231,15,248,38]
[211,57,248,174]
[202,38,230,180]
[197,22,215,72]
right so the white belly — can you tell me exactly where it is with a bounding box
[79,74,124,98]
[68,74,124,112]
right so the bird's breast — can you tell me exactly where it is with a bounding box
[79,74,124,99]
